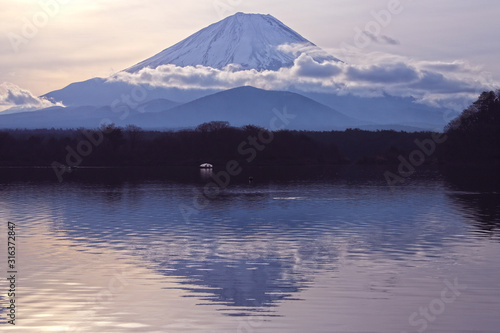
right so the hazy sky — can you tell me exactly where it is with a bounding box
[1,0,499,97]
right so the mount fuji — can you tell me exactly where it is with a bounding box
[41,12,341,109]
[125,12,340,72]
[0,12,455,130]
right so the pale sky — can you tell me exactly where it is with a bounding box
[1,0,499,97]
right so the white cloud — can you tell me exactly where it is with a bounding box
[345,62,419,83]
[292,54,343,78]
[0,82,64,113]
[108,51,500,111]
[277,43,340,62]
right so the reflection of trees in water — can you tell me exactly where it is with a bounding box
[448,193,500,238]
[443,166,500,238]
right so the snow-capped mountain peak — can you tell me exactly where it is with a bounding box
[125,12,340,72]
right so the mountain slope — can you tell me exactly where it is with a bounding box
[0,106,130,129]
[136,98,179,113]
[129,86,365,130]
[125,12,340,73]
[42,78,218,107]
[299,91,459,130]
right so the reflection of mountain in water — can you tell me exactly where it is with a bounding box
[48,186,462,313]
[173,259,300,308]
[3,166,492,313]
[125,233,347,311]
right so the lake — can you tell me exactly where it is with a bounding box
[0,166,499,332]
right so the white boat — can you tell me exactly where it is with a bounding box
[199,163,213,169]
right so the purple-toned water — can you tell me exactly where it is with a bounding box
[0,166,499,332]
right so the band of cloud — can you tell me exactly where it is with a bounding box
[109,51,499,111]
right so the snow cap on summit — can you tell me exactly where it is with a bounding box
[125,12,340,73]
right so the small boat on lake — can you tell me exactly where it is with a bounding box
[199,163,213,169]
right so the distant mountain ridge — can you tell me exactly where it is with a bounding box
[0,87,367,130]
[129,86,366,130]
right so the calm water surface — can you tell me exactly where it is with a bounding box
[0,166,499,332]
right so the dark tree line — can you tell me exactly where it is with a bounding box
[0,122,344,167]
[442,90,500,163]
[1,91,499,168]
[0,124,451,168]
